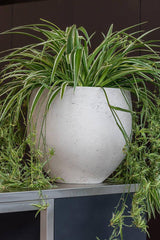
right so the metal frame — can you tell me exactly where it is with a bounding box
[0,183,138,240]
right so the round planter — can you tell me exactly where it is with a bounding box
[29,87,132,184]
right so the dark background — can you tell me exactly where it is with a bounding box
[54,194,146,240]
[1,0,160,51]
[0,0,160,239]
[0,211,40,240]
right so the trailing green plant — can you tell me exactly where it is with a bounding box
[0,109,56,192]
[0,20,160,239]
[106,97,160,239]
[32,190,49,217]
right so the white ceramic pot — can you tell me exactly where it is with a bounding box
[29,87,132,184]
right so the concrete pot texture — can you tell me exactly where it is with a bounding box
[29,87,132,184]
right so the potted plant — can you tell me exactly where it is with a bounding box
[0,20,160,238]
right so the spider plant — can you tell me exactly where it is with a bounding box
[0,20,159,124]
[0,20,160,239]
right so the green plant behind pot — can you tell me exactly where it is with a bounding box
[0,110,56,192]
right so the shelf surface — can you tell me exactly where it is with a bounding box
[0,183,138,203]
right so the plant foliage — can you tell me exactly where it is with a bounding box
[106,98,160,239]
[0,20,160,239]
[0,21,160,122]
[0,112,56,192]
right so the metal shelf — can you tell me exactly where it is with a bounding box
[0,183,138,240]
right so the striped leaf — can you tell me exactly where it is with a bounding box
[28,86,46,121]
[73,48,83,89]
[50,44,66,83]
